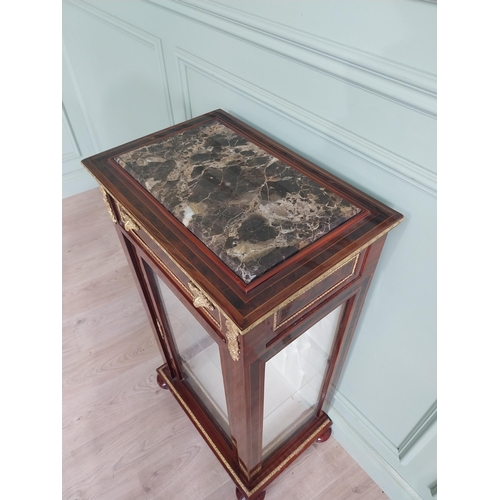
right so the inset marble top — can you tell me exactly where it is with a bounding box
[115,121,361,283]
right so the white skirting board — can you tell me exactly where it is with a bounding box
[327,404,424,500]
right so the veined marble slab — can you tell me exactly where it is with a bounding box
[115,121,361,283]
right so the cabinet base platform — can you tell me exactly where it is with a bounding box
[156,365,332,499]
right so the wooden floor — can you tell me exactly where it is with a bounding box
[62,188,388,500]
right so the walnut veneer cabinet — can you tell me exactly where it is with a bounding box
[82,110,403,500]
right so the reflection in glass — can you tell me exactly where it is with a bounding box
[262,305,344,458]
[153,271,229,436]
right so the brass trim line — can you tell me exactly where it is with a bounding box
[157,367,331,496]
[155,319,165,341]
[273,254,359,331]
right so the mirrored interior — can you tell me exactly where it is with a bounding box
[262,305,344,458]
[153,270,230,437]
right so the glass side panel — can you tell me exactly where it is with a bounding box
[262,305,344,458]
[153,271,229,437]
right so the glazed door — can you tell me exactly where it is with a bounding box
[142,259,231,439]
[261,304,345,459]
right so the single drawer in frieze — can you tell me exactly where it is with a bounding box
[114,202,223,333]
[272,251,364,333]
[141,231,223,333]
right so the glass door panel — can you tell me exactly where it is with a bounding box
[262,305,344,458]
[152,270,230,437]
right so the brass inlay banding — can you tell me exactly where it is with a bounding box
[252,464,262,480]
[155,319,165,340]
[238,459,251,481]
[273,254,359,331]
[157,367,331,496]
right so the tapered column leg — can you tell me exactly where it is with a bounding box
[236,487,266,500]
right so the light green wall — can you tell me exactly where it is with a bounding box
[63,1,436,498]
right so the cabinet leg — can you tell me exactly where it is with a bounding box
[236,487,266,500]
[316,426,332,443]
[156,374,169,390]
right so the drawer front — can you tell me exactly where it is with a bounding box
[114,200,223,333]
[272,251,363,333]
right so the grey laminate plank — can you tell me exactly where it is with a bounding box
[311,462,388,500]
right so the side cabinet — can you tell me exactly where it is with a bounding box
[83,109,403,500]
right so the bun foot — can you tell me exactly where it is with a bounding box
[316,426,332,443]
[156,374,169,390]
[236,487,266,500]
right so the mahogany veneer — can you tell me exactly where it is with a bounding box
[82,109,403,500]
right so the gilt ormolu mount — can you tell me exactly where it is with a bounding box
[82,109,403,500]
